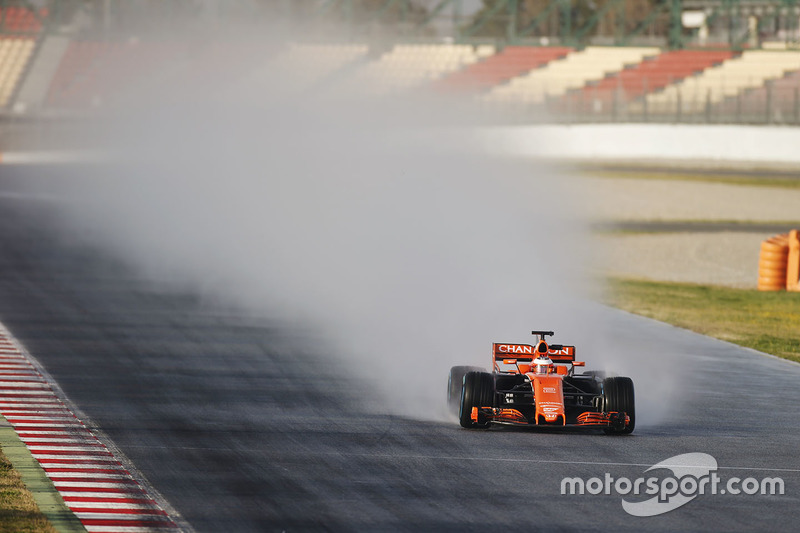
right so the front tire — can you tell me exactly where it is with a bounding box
[602,376,635,435]
[459,371,494,429]
[448,366,483,415]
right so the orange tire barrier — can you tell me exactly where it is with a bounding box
[758,233,789,291]
[788,230,800,292]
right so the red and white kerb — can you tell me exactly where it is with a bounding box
[0,328,180,533]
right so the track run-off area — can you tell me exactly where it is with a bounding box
[0,159,799,532]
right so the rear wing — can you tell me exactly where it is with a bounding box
[547,345,576,363]
[492,343,576,363]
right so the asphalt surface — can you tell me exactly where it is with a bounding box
[1,166,800,532]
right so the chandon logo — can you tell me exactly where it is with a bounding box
[497,344,533,355]
[560,453,784,516]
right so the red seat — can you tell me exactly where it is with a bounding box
[585,50,736,101]
[0,6,47,33]
[555,49,737,113]
[434,46,573,93]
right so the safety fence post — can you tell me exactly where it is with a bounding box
[642,76,649,123]
[766,80,774,125]
[736,91,742,124]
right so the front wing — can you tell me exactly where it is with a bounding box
[472,407,631,431]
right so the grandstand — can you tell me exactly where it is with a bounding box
[46,40,187,108]
[262,43,368,91]
[0,5,43,109]
[345,44,492,94]
[434,46,570,93]
[3,0,800,124]
[0,6,45,33]
[645,51,800,114]
[484,47,660,104]
[26,40,800,126]
[717,68,800,123]
[584,50,735,101]
[0,37,34,107]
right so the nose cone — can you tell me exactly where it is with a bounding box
[532,374,565,425]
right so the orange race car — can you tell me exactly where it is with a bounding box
[447,330,635,434]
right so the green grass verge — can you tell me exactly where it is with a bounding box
[0,448,56,533]
[606,278,800,362]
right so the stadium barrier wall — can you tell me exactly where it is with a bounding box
[480,124,800,166]
[4,124,800,166]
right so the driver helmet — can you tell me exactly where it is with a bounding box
[533,355,554,374]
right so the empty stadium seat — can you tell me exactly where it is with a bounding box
[349,44,492,94]
[484,46,659,104]
[264,43,368,90]
[585,49,736,104]
[0,37,35,107]
[647,50,800,113]
[46,40,186,108]
[0,6,46,33]
[435,46,569,93]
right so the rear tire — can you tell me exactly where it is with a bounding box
[459,371,494,429]
[448,366,483,415]
[602,377,635,435]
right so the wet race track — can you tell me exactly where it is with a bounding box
[1,166,799,532]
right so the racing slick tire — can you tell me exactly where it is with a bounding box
[602,377,635,435]
[459,371,494,429]
[448,366,484,415]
